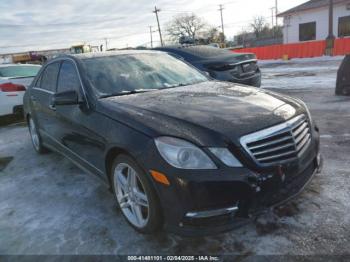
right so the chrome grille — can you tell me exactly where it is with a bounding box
[240,115,311,166]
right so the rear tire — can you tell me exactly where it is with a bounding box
[28,116,49,154]
[111,154,163,234]
[335,85,350,96]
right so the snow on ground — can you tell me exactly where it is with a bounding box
[260,56,344,90]
[0,56,350,257]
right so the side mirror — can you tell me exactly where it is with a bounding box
[52,90,79,106]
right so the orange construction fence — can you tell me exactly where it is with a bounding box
[334,38,350,56]
[233,38,350,60]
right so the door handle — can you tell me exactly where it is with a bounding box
[49,104,56,111]
[31,96,37,101]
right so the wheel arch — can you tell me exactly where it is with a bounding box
[104,146,163,204]
[25,113,31,123]
[105,146,165,232]
[105,147,131,185]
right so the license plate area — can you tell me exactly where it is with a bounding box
[242,62,256,73]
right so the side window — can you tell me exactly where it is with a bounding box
[57,61,81,93]
[34,73,42,87]
[40,62,60,92]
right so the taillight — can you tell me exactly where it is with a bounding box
[0,82,26,92]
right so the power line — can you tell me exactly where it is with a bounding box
[0,31,149,49]
[2,1,281,51]
[162,1,237,12]
[224,15,275,26]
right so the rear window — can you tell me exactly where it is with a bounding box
[181,46,232,58]
[0,65,41,78]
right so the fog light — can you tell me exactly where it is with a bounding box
[316,153,321,166]
[316,153,322,173]
[185,206,238,218]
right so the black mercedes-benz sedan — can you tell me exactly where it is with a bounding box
[23,51,321,236]
[154,45,262,87]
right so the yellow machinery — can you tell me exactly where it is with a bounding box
[70,44,92,54]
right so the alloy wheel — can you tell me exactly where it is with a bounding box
[29,118,40,151]
[113,163,149,228]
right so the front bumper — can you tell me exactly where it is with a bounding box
[139,122,320,236]
[167,153,321,236]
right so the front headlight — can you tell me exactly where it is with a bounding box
[154,137,216,169]
[274,104,296,119]
[304,104,313,123]
[209,148,243,167]
[296,99,313,123]
[294,98,312,123]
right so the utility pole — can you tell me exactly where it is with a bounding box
[326,0,335,55]
[153,6,164,46]
[275,0,278,27]
[104,38,108,51]
[218,4,225,45]
[270,7,276,37]
[270,7,275,28]
[327,0,335,39]
[149,26,153,48]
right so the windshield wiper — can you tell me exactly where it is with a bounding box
[163,83,188,89]
[99,89,159,98]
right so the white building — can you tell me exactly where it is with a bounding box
[278,0,350,44]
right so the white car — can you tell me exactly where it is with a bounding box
[0,64,41,116]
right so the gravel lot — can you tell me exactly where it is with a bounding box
[0,56,349,257]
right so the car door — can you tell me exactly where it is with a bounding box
[52,60,105,174]
[31,62,60,144]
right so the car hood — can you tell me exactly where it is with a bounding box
[97,81,305,147]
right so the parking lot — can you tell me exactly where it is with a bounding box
[0,56,349,256]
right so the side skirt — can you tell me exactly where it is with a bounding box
[41,130,109,185]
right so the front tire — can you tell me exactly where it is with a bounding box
[111,154,163,234]
[28,116,48,154]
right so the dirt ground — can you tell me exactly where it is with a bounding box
[0,57,349,257]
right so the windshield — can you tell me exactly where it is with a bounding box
[82,53,208,97]
[0,65,41,78]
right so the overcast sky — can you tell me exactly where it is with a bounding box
[0,0,307,54]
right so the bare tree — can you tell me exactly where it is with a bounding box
[250,16,269,38]
[235,27,252,46]
[166,14,207,42]
[204,27,226,43]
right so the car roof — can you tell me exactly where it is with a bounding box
[0,63,41,67]
[154,45,242,59]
